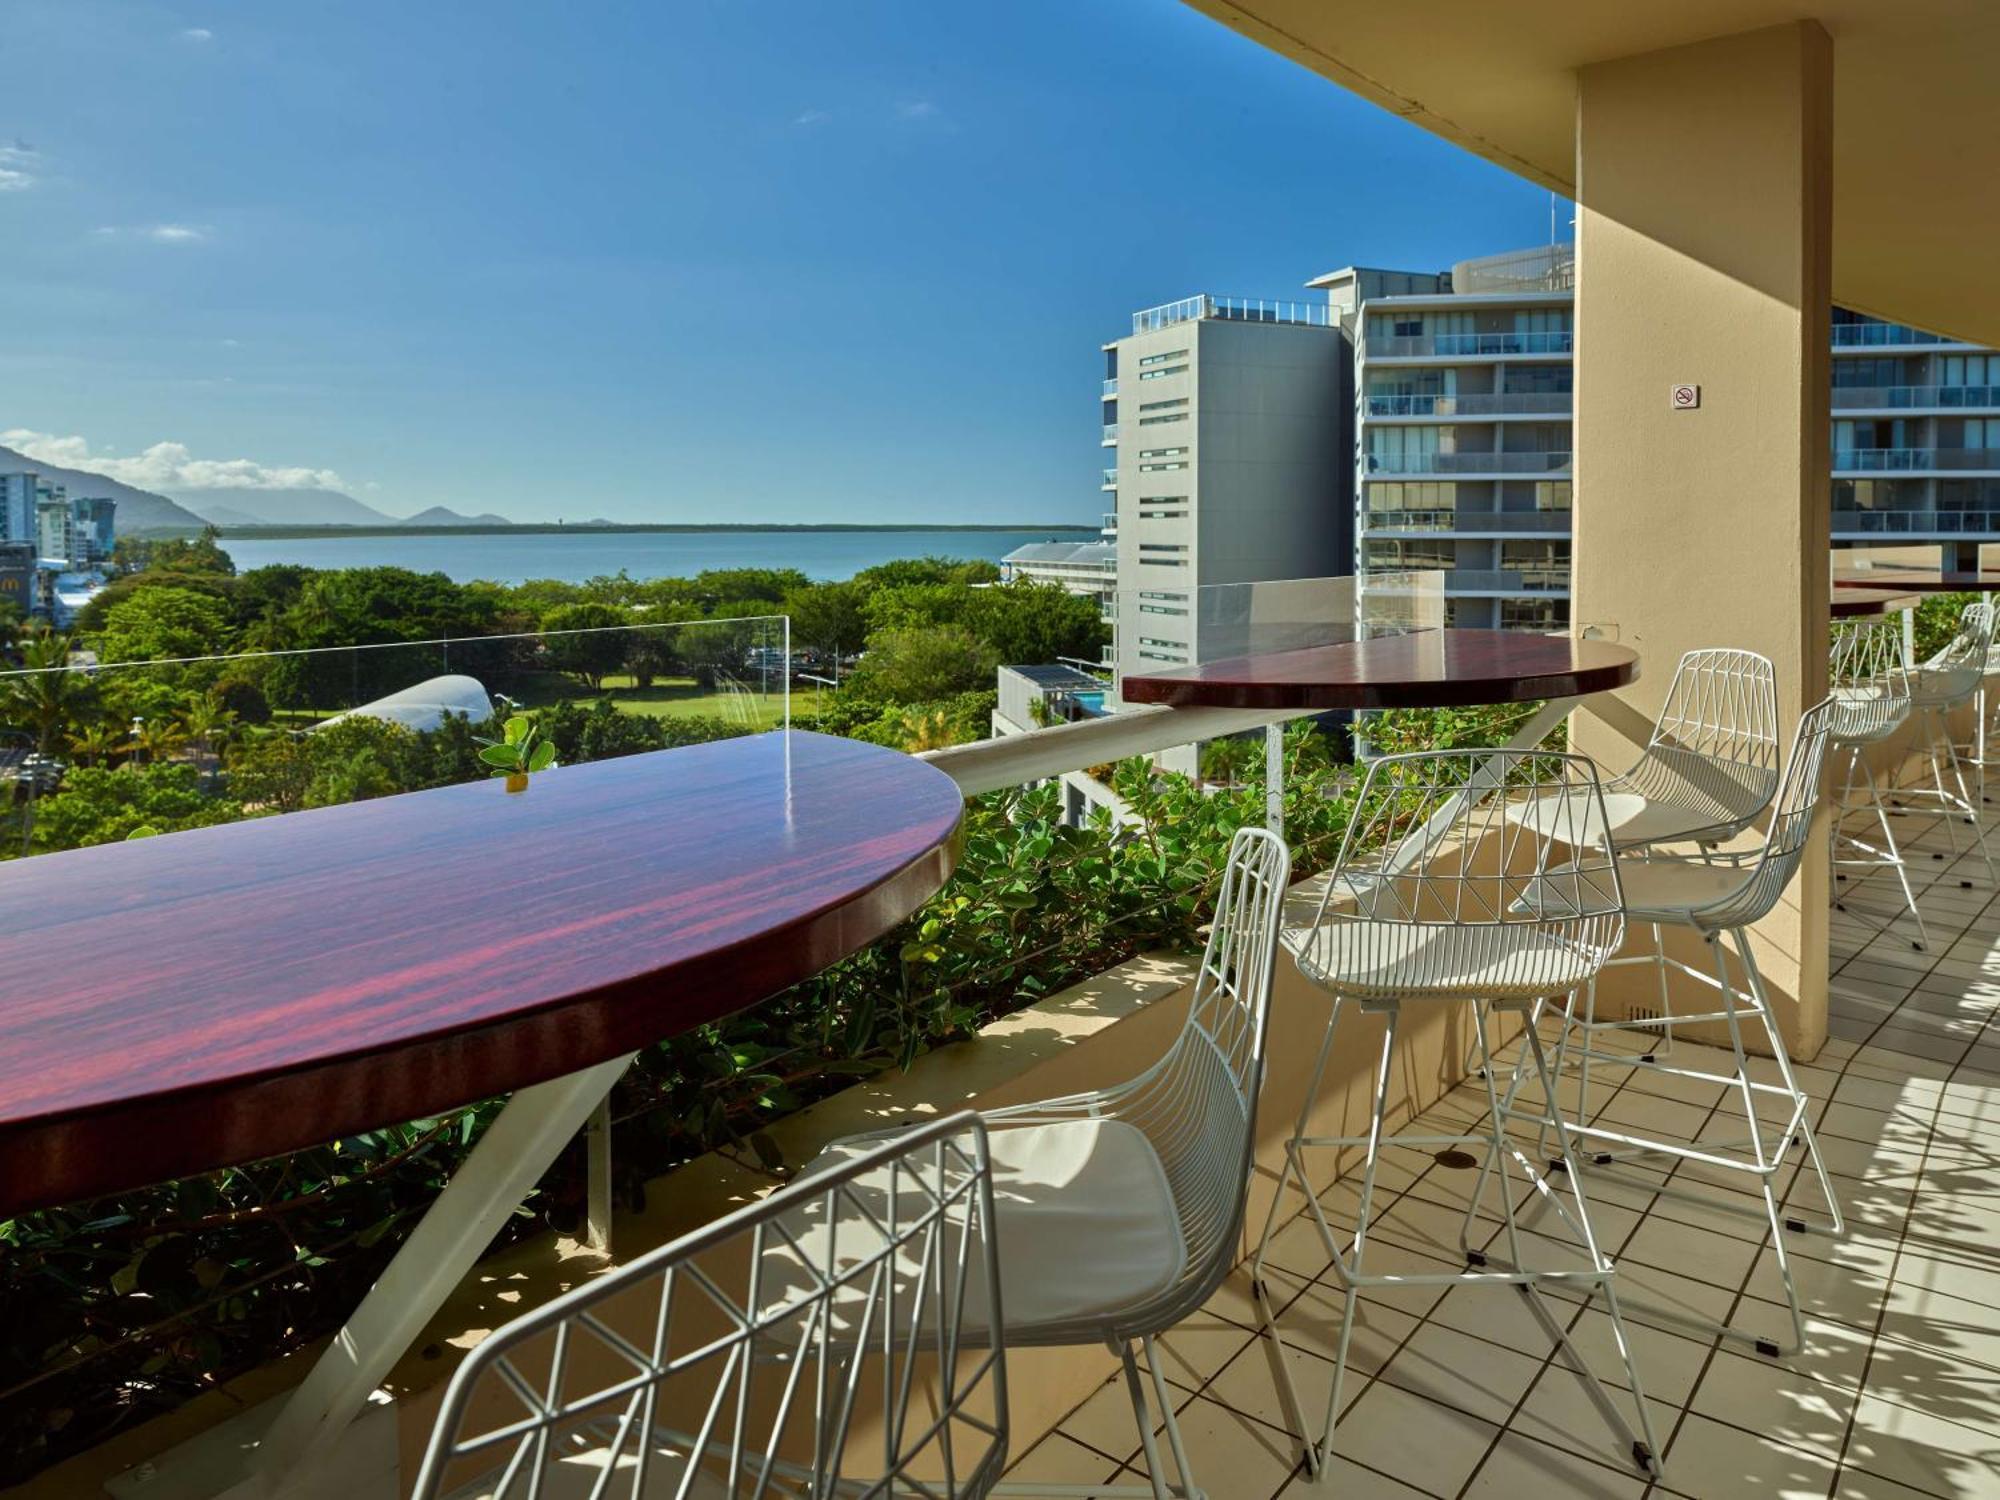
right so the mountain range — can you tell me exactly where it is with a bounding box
[0,443,507,532]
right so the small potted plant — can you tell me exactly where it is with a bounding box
[476,714,557,793]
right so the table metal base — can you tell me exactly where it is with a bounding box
[110,1053,635,1500]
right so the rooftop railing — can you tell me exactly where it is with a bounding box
[1365,450,1573,475]
[1359,568,1569,595]
[1131,294,1334,335]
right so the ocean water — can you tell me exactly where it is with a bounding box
[215,528,1092,584]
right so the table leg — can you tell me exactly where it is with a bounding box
[231,1052,635,1498]
[1382,694,1584,878]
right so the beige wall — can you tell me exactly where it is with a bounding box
[1571,21,1834,1059]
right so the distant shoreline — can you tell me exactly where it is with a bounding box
[161,521,1102,541]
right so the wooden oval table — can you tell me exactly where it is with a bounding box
[3,729,964,1494]
[1121,628,1641,835]
[1831,587,1919,620]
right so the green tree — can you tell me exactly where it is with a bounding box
[540,602,630,691]
[850,556,999,592]
[845,626,998,704]
[783,581,867,671]
[30,763,244,850]
[0,632,98,754]
[90,587,236,665]
[111,527,236,578]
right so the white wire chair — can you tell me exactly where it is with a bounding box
[1501,648,1779,1065]
[412,1112,1007,1500]
[1252,750,1663,1480]
[1526,698,1843,1358]
[1828,618,1927,948]
[801,824,1291,1500]
[1890,601,1998,889]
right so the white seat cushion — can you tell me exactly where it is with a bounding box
[1521,856,1749,925]
[786,1117,1186,1342]
[1288,918,1602,1002]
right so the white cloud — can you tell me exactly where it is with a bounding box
[0,142,39,193]
[793,108,831,128]
[93,222,211,245]
[895,99,940,121]
[0,429,346,493]
[180,27,213,42]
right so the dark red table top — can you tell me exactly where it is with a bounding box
[1119,628,1640,711]
[1835,573,2000,593]
[0,730,963,1215]
[1831,588,1920,618]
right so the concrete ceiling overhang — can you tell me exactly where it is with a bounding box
[1185,1,2000,347]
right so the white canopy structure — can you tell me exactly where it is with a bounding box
[315,674,495,734]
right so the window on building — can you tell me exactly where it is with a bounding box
[1138,462,1187,473]
[1137,397,1189,412]
[1502,364,1573,395]
[1139,447,1188,459]
[1138,413,1187,426]
[1138,349,1188,368]
[1364,539,1456,570]
[1367,481,1458,515]
[1137,366,1188,381]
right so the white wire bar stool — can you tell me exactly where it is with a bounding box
[1523,699,1843,1360]
[1252,750,1663,1480]
[1828,618,1928,949]
[1493,649,1779,1073]
[412,1111,1007,1500]
[804,825,1291,1500]
[1888,601,1998,891]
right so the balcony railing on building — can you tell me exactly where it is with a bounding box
[1363,568,1570,594]
[1361,508,1573,534]
[1834,507,2000,535]
[1833,446,2000,472]
[1130,294,1333,335]
[1365,450,1573,475]
[1831,383,2000,410]
[1365,330,1573,359]
[1102,423,1119,445]
[1831,322,1970,348]
[1101,377,1119,398]
[1364,391,1572,418]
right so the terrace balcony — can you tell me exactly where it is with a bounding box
[16,1,2000,1496]
[1832,384,2000,412]
[12,582,2000,1500]
[1365,391,1573,419]
[1362,507,1574,536]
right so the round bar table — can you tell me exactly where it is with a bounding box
[1121,628,1641,835]
[0,729,963,1496]
[1831,588,1919,620]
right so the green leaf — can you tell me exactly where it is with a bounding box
[477,745,519,769]
[504,714,532,745]
[527,741,557,772]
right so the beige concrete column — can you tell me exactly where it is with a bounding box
[1571,21,1833,1058]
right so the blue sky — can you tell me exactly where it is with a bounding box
[0,1,1562,524]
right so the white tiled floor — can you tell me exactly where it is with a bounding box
[1007,813,2000,1498]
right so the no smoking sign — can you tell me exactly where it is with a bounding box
[1671,383,1701,410]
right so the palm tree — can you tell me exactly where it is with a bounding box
[176,694,237,778]
[67,721,125,768]
[0,631,96,755]
[135,716,186,766]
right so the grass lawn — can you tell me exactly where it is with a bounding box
[268,672,829,729]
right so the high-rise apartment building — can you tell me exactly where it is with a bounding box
[1832,312,2000,563]
[1099,292,1377,677]
[0,473,36,547]
[1353,246,1575,630]
[1085,246,2000,681]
